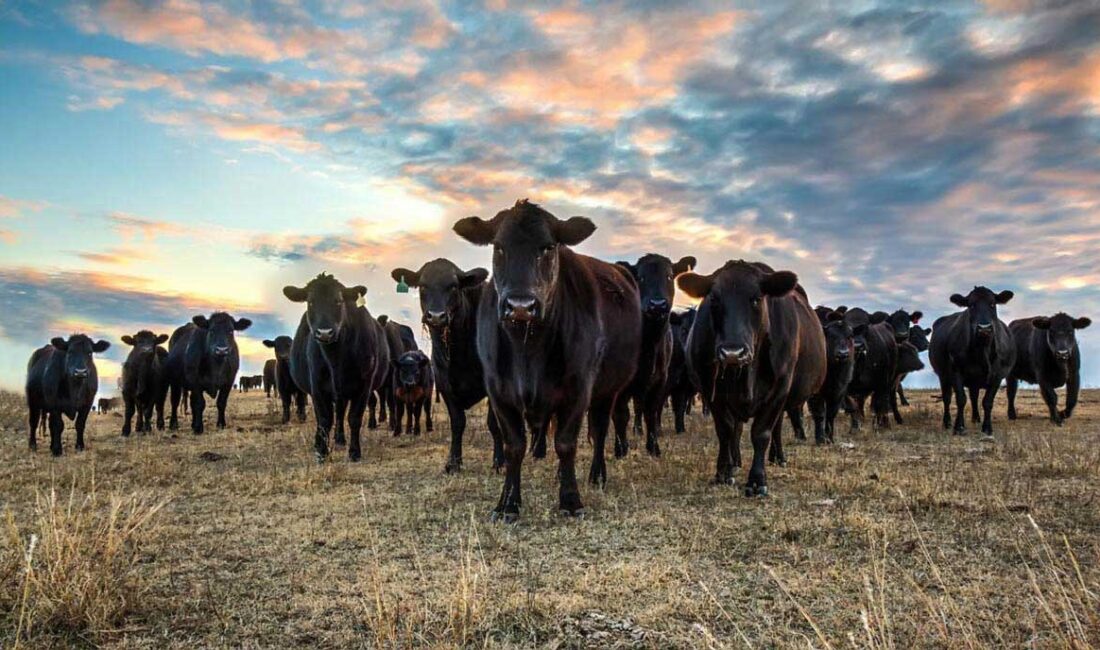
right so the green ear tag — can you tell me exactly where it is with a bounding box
[396,275,409,294]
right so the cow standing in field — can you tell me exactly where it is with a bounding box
[26,334,110,455]
[263,361,276,397]
[613,254,696,457]
[263,336,308,424]
[389,259,504,472]
[454,200,641,520]
[842,307,897,431]
[120,330,169,436]
[679,261,826,495]
[667,308,699,434]
[393,350,434,435]
[98,396,119,413]
[895,323,931,408]
[1006,313,1090,425]
[929,286,1016,435]
[808,308,862,444]
[166,312,251,434]
[376,316,418,436]
[285,273,389,461]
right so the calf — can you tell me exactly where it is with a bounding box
[1006,313,1090,425]
[679,260,826,495]
[166,312,252,434]
[454,199,641,520]
[26,334,110,455]
[929,286,1016,435]
[613,254,696,457]
[667,308,698,434]
[393,350,434,435]
[842,308,896,431]
[263,336,308,423]
[285,273,389,461]
[376,315,418,435]
[120,330,169,436]
[263,361,276,397]
[808,309,863,444]
[389,259,503,472]
[97,396,119,413]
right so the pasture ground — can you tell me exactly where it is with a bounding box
[1,388,1098,648]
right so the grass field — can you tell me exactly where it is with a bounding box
[1,387,1098,648]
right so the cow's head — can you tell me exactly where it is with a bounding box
[908,324,932,352]
[896,341,926,374]
[454,199,595,324]
[678,261,798,367]
[394,350,430,389]
[949,286,1013,340]
[822,312,864,364]
[262,335,294,360]
[191,312,251,361]
[1032,313,1090,362]
[886,309,923,343]
[390,259,488,330]
[121,330,168,358]
[283,273,364,344]
[842,308,886,357]
[617,254,696,320]
[50,334,110,382]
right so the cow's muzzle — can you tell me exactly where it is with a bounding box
[424,310,450,328]
[213,345,231,357]
[975,322,994,338]
[717,344,753,367]
[502,294,539,323]
[71,368,89,379]
[1055,349,1071,361]
[644,298,670,319]
[314,328,337,343]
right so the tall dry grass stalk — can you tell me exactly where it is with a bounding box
[1,473,169,646]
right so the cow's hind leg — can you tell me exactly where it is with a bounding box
[487,408,504,472]
[444,402,467,473]
[1006,376,1019,420]
[28,405,40,451]
[48,410,64,457]
[952,376,967,434]
[643,387,663,457]
[981,383,1002,436]
[611,399,630,458]
[768,410,787,467]
[334,397,348,446]
[75,407,89,451]
[190,390,206,434]
[491,399,526,522]
[587,399,612,488]
[347,393,368,462]
[215,387,230,429]
[367,392,378,429]
[558,402,591,516]
[169,382,181,430]
[969,387,981,424]
[787,404,806,442]
[1039,383,1060,425]
[122,397,135,437]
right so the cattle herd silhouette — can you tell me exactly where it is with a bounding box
[24,200,1090,520]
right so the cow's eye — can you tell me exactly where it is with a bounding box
[751,297,762,308]
[539,245,554,257]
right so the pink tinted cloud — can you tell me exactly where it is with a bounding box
[0,195,47,219]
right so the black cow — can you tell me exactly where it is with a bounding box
[889,341,926,423]
[679,260,826,495]
[285,273,389,461]
[808,308,863,444]
[263,362,276,397]
[389,259,503,472]
[120,330,169,436]
[896,324,932,407]
[842,308,896,431]
[454,199,641,520]
[263,336,307,424]
[393,350,434,435]
[667,308,698,434]
[97,396,119,413]
[613,254,696,457]
[929,286,1016,435]
[376,315,418,436]
[1006,313,1090,425]
[26,334,110,455]
[166,312,251,434]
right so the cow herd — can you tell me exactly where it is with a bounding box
[23,200,1090,521]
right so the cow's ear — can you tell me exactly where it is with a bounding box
[853,323,868,337]
[950,294,968,307]
[1032,317,1051,330]
[677,272,713,299]
[156,334,169,345]
[834,305,848,315]
[554,216,596,246]
[283,285,308,302]
[121,335,135,346]
[910,311,923,323]
[51,337,68,351]
[1073,317,1091,330]
[377,315,389,326]
[869,311,889,324]
[234,318,252,331]
[92,340,111,353]
[263,339,276,348]
[827,311,844,322]
[192,315,210,329]
[615,261,637,277]
[342,286,366,302]
[672,256,697,275]
[995,290,1014,304]
[460,267,489,288]
[453,216,497,246]
[760,271,798,297]
[391,267,420,287]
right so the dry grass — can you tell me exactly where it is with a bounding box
[0,388,1097,648]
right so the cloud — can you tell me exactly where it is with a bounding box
[0,195,47,219]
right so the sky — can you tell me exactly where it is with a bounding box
[0,0,1098,395]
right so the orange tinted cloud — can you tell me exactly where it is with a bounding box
[150,111,320,153]
[0,195,47,219]
[107,212,188,240]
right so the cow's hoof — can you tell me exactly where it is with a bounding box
[613,443,627,459]
[51,449,62,458]
[559,507,585,519]
[76,444,85,452]
[334,434,347,447]
[28,442,37,452]
[711,475,735,486]
[745,484,768,497]
[588,466,607,487]
[426,425,433,433]
[492,460,505,474]
[646,443,661,458]
[770,458,787,467]
[1007,410,1017,420]
[348,451,361,462]
[444,459,462,474]
[490,510,519,525]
